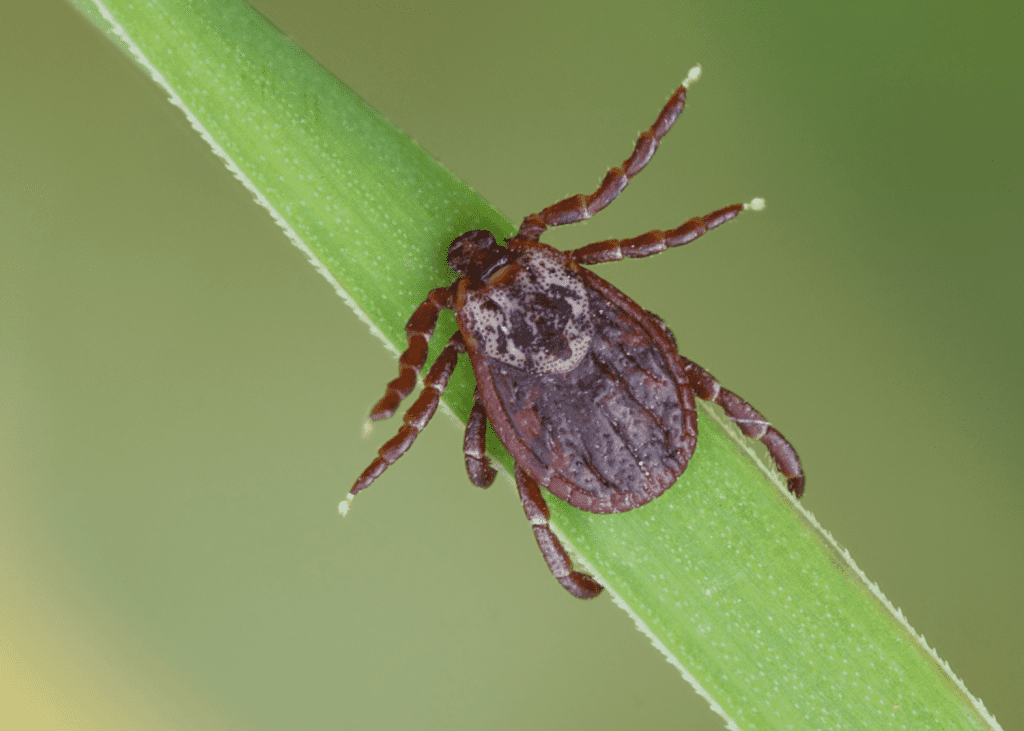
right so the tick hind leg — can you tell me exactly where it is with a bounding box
[516,466,602,599]
[681,357,805,498]
[517,67,702,241]
[345,332,465,511]
[464,388,497,488]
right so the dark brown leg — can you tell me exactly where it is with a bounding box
[516,466,602,599]
[517,66,703,241]
[369,285,457,421]
[681,357,805,498]
[570,201,762,265]
[343,332,465,514]
[464,389,497,487]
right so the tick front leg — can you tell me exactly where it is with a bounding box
[517,66,703,241]
[369,285,456,421]
[681,358,806,498]
[516,466,602,599]
[347,332,465,508]
[570,200,762,265]
[464,388,497,487]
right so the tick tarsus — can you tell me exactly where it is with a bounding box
[516,466,602,599]
[570,203,745,265]
[680,357,805,498]
[352,331,465,496]
[349,67,805,599]
[517,67,700,243]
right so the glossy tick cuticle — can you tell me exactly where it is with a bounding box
[347,66,805,600]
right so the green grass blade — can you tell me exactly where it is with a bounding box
[77,1,1002,728]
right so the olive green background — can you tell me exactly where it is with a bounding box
[2,1,1020,729]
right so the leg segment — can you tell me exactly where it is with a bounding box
[464,389,497,488]
[681,358,806,498]
[369,285,456,421]
[517,69,701,241]
[516,466,602,599]
[351,332,465,497]
[570,203,745,265]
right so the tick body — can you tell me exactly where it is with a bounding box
[347,66,804,599]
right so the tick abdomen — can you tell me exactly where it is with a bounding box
[483,282,693,512]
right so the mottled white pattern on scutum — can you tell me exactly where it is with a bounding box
[462,248,592,374]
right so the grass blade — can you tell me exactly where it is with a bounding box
[76,1,1002,728]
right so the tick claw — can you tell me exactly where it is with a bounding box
[683,64,702,88]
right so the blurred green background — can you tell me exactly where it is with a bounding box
[2,1,1020,729]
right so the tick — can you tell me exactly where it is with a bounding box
[343,66,804,599]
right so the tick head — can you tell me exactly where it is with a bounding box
[447,229,512,286]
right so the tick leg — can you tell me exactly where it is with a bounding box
[516,466,603,599]
[681,358,806,498]
[464,389,497,488]
[517,67,702,241]
[369,285,456,421]
[570,201,757,265]
[350,332,465,498]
